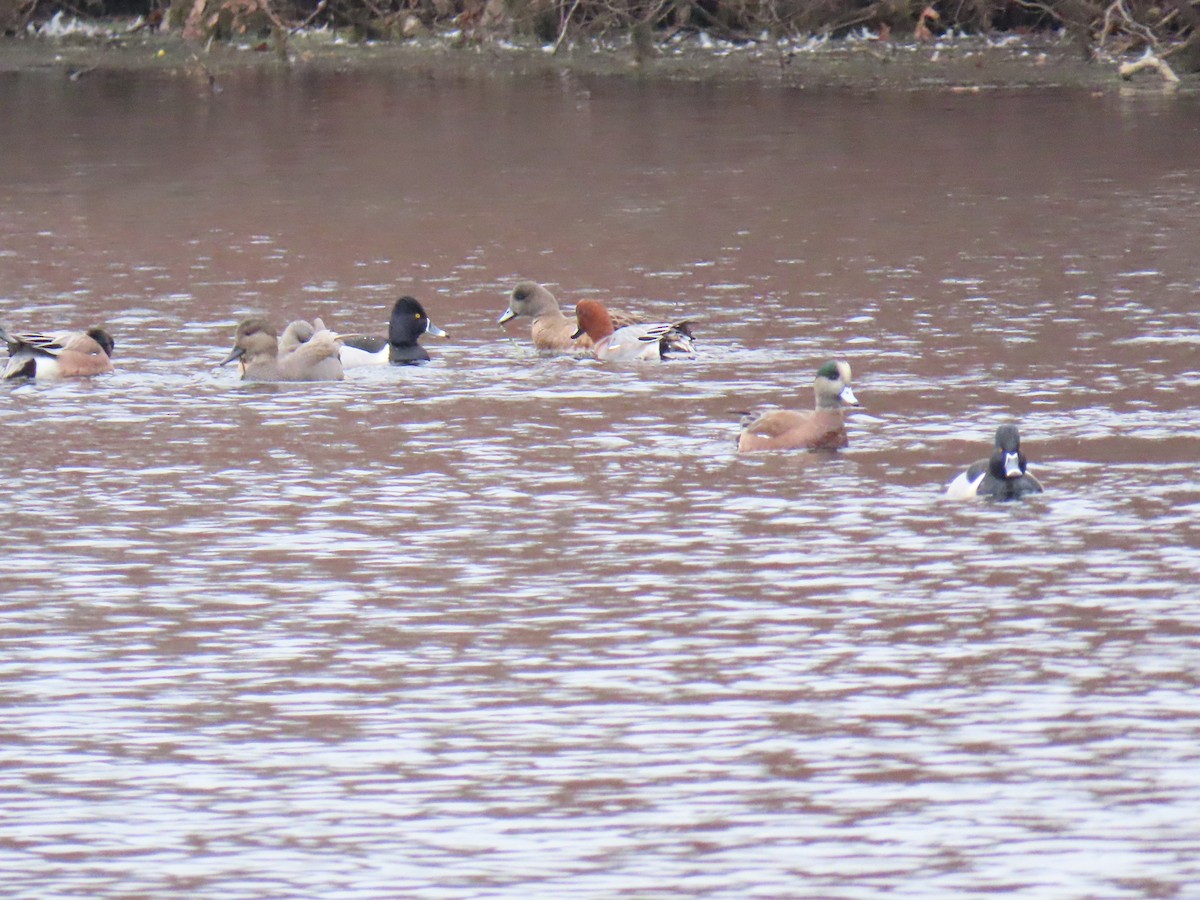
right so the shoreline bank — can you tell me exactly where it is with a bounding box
[1,20,1193,92]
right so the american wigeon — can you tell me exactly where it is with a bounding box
[571,299,695,361]
[946,424,1044,500]
[737,360,860,452]
[220,317,343,382]
[0,325,115,379]
[498,281,639,354]
[338,296,447,367]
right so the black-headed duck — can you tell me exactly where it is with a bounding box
[947,424,1044,500]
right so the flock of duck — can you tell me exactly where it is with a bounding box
[0,280,1043,501]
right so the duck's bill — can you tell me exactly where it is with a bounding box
[425,321,448,338]
[497,308,517,326]
[570,326,585,340]
[839,386,860,406]
[1004,452,1022,478]
[219,347,245,366]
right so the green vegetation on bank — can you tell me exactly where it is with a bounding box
[3,0,1198,73]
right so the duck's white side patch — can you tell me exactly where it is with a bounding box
[339,344,387,369]
[946,470,984,500]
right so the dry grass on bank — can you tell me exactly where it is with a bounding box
[3,0,1199,79]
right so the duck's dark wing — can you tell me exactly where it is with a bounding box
[963,459,988,484]
[340,335,389,354]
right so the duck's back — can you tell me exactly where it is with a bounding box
[738,409,847,452]
[276,331,344,381]
[593,322,694,362]
[594,327,660,361]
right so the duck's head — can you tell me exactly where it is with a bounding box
[390,296,447,343]
[814,359,859,410]
[221,317,277,366]
[990,424,1027,479]
[499,281,555,325]
[570,299,614,342]
[85,327,115,358]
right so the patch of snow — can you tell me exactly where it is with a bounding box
[845,27,881,43]
[34,11,117,37]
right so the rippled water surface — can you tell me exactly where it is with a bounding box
[2,70,1199,897]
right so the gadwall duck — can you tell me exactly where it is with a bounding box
[221,317,343,382]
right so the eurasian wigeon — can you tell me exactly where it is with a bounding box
[337,296,447,367]
[221,317,344,382]
[571,298,695,362]
[737,360,860,452]
[0,325,115,379]
[498,281,638,354]
[946,424,1044,500]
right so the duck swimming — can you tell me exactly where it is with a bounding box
[0,325,115,379]
[221,317,343,382]
[946,424,1044,500]
[571,299,695,362]
[498,281,639,355]
[338,296,447,367]
[737,360,859,452]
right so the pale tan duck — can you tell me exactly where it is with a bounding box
[498,281,639,354]
[277,318,345,381]
[221,317,343,382]
[737,360,860,452]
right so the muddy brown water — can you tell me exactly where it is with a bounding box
[1,69,1199,896]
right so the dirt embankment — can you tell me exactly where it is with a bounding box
[0,19,1193,92]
